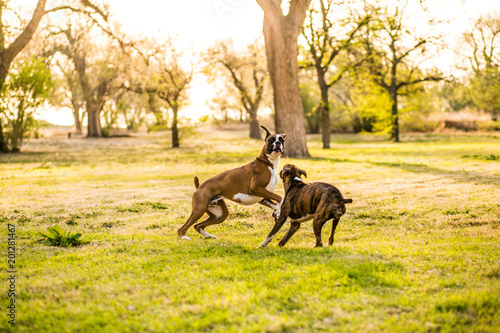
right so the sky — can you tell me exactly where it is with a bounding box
[107,0,264,48]
[40,0,265,126]
[27,0,500,126]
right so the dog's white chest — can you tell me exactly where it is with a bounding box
[266,166,279,191]
[232,164,279,206]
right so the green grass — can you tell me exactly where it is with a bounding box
[1,130,500,332]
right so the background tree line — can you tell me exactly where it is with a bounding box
[1,0,499,155]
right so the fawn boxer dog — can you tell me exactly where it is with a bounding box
[177,126,285,240]
[258,164,352,248]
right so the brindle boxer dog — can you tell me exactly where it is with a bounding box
[258,164,352,248]
[177,126,285,240]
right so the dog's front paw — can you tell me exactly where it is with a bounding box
[257,237,272,248]
[273,200,283,219]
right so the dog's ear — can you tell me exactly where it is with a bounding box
[260,126,271,139]
[281,134,286,140]
[280,166,291,179]
[299,169,307,178]
[342,198,353,204]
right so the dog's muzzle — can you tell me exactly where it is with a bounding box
[272,143,283,154]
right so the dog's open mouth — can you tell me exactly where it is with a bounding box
[273,147,283,154]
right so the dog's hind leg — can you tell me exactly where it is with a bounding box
[177,191,210,240]
[277,222,301,247]
[194,200,229,239]
[312,213,330,248]
[328,218,340,246]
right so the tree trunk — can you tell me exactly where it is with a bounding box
[248,107,261,139]
[87,104,102,137]
[389,42,399,143]
[320,85,331,149]
[72,108,82,134]
[390,91,399,142]
[0,119,9,153]
[172,107,179,148]
[0,62,9,94]
[260,0,311,158]
[0,0,47,91]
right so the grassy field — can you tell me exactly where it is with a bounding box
[1,129,499,332]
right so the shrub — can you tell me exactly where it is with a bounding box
[0,57,52,152]
[40,225,89,247]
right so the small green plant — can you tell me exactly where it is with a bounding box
[40,225,89,247]
[145,223,165,230]
[144,201,169,210]
[485,154,500,161]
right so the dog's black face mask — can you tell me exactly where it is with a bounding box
[266,135,285,155]
[260,126,286,157]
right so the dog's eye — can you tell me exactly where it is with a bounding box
[278,137,284,144]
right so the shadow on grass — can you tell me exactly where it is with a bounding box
[170,240,405,290]
[311,157,500,187]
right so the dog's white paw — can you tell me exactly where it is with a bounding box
[257,237,273,248]
[205,234,218,240]
[181,236,191,241]
[199,228,218,240]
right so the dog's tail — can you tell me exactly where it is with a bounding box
[342,198,353,204]
[194,176,200,189]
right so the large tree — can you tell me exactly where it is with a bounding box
[302,0,368,148]
[206,39,269,139]
[52,25,117,137]
[361,0,443,142]
[256,0,312,157]
[52,60,85,134]
[463,13,500,118]
[0,0,108,151]
[123,38,196,148]
[155,46,195,148]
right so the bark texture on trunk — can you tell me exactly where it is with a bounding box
[87,103,103,137]
[84,83,108,137]
[319,84,331,149]
[73,109,82,134]
[389,50,399,143]
[258,0,311,158]
[70,91,83,134]
[0,119,9,153]
[0,0,47,90]
[390,90,399,142]
[249,108,261,139]
[172,107,179,148]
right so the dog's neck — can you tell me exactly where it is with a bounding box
[265,153,280,171]
[257,146,280,170]
[284,176,305,191]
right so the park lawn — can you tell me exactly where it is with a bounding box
[1,129,499,332]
